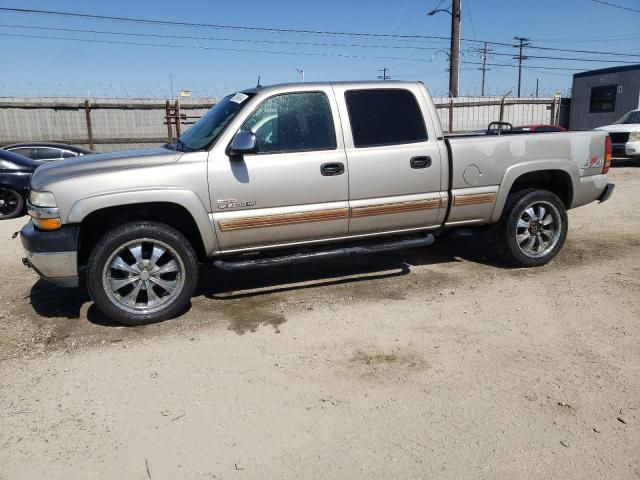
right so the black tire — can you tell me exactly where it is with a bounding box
[86,221,199,325]
[0,187,25,220]
[495,188,568,267]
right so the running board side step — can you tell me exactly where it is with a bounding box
[213,234,435,272]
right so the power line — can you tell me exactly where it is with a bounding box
[483,50,640,64]
[0,32,437,63]
[462,61,585,71]
[0,23,451,52]
[533,33,640,42]
[1,29,631,78]
[0,6,495,44]
[0,5,640,62]
[1,6,640,60]
[5,23,632,65]
[591,0,640,14]
[518,43,640,58]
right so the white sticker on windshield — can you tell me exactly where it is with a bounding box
[230,93,249,104]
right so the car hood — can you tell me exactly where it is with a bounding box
[30,147,182,191]
[595,124,640,133]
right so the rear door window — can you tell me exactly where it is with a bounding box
[345,89,427,148]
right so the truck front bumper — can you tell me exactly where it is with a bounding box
[624,141,640,156]
[20,222,80,288]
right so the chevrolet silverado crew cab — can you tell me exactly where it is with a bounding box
[21,81,614,325]
[595,109,640,158]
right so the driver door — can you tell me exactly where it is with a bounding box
[209,89,349,252]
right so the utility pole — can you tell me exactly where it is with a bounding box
[428,0,460,97]
[479,42,491,97]
[514,36,530,98]
[377,67,391,81]
[450,0,461,97]
[536,78,540,97]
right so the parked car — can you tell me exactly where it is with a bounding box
[512,124,567,133]
[0,149,38,219]
[21,81,614,325]
[595,110,640,157]
[2,142,93,163]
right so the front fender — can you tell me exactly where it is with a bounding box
[0,171,31,193]
[66,188,218,254]
[490,160,579,223]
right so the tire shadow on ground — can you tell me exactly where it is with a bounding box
[27,229,507,323]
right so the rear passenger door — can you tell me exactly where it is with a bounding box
[334,85,446,235]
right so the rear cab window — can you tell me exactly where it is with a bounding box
[344,89,427,148]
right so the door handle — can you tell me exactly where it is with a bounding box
[320,162,345,176]
[410,156,432,169]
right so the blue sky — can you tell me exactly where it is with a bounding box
[0,0,639,98]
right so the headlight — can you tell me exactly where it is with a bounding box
[629,131,640,142]
[28,191,61,230]
[29,191,57,208]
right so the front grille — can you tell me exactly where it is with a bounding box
[609,132,629,144]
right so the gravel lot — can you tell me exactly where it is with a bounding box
[1,162,639,479]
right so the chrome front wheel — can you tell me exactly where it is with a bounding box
[102,239,186,316]
[87,221,199,325]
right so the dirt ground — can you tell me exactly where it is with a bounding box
[1,161,639,479]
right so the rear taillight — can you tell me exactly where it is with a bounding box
[603,135,612,174]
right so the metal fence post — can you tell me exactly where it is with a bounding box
[448,97,454,133]
[84,99,94,150]
[174,100,181,137]
[550,94,560,125]
[499,96,506,124]
[165,100,173,143]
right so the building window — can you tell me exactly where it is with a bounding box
[589,85,617,113]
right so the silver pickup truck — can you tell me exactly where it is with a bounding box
[21,81,614,324]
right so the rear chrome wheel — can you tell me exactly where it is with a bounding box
[496,189,568,267]
[515,201,562,259]
[0,188,25,219]
[87,221,198,325]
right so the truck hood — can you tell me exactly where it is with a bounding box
[30,147,182,191]
[595,124,640,133]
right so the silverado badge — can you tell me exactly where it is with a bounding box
[217,199,257,209]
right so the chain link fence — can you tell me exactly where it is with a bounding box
[0,97,216,152]
[0,94,570,152]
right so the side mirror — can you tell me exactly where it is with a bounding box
[228,131,258,157]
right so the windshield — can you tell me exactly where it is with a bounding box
[614,110,640,125]
[173,92,255,151]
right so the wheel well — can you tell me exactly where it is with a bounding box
[78,202,206,264]
[507,170,573,208]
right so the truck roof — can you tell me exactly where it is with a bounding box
[240,80,422,95]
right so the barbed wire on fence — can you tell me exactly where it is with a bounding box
[0,80,228,100]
